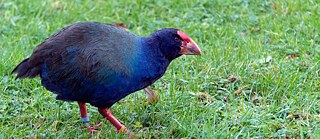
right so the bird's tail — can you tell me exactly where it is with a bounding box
[12,58,40,79]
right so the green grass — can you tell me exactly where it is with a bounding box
[1,0,319,138]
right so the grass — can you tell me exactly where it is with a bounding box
[0,0,319,138]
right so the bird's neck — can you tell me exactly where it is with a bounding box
[141,36,169,61]
[129,37,171,88]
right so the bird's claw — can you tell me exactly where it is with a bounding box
[86,122,103,134]
[89,128,98,133]
[117,126,136,138]
[116,125,127,133]
[144,88,159,103]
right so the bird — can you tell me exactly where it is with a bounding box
[12,22,201,134]
[112,22,160,103]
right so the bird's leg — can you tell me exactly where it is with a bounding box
[144,87,159,103]
[78,101,89,123]
[98,107,127,132]
[77,101,102,133]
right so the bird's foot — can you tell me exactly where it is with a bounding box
[116,125,127,133]
[85,122,103,134]
[144,88,159,103]
[117,126,136,138]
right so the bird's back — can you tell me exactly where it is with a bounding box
[13,22,144,107]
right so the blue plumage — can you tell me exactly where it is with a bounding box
[13,22,182,107]
[12,22,201,133]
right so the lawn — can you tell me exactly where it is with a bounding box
[0,0,319,138]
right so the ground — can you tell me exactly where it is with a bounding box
[0,0,319,138]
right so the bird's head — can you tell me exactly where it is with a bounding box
[151,28,202,60]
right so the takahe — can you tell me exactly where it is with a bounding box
[12,22,201,134]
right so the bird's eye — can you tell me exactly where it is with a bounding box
[174,37,181,42]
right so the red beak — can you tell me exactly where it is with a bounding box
[177,30,202,55]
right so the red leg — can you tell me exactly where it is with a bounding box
[98,107,127,132]
[77,101,89,122]
[77,101,102,133]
